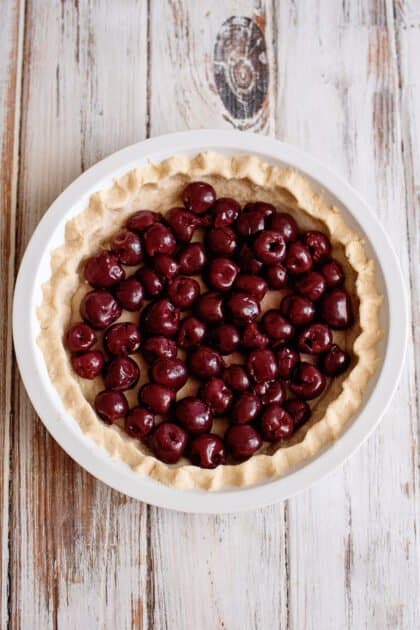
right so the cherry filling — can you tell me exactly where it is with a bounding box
[67,180,355,468]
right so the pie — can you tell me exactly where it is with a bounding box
[37,153,382,490]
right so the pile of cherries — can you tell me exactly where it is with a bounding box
[66,181,352,469]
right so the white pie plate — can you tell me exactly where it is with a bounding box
[13,130,408,513]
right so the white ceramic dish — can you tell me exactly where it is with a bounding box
[13,130,408,513]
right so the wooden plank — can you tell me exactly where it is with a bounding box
[274,1,419,628]
[10,2,149,629]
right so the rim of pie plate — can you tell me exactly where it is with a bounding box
[14,130,407,511]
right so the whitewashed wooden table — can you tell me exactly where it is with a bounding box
[1,1,419,628]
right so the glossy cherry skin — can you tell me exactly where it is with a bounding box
[260,405,294,442]
[152,255,179,281]
[298,323,333,354]
[95,390,128,424]
[104,322,141,356]
[262,310,294,343]
[211,324,240,355]
[127,210,161,233]
[151,422,188,464]
[285,241,313,275]
[150,357,188,391]
[265,264,288,289]
[84,251,125,288]
[236,209,267,238]
[237,244,264,274]
[110,229,143,265]
[280,294,315,326]
[276,345,300,379]
[195,291,225,324]
[66,322,96,353]
[222,365,251,392]
[141,299,180,337]
[189,434,227,468]
[290,362,326,400]
[141,335,177,363]
[283,399,311,429]
[189,347,223,379]
[125,406,155,438]
[206,227,237,257]
[182,181,216,214]
[247,349,278,383]
[166,207,200,242]
[114,277,144,311]
[71,350,104,379]
[255,380,286,406]
[80,290,122,329]
[177,316,207,349]
[104,356,139,391]
[144,223,176,257]
[175,397,213,434]
[241,322,269,350]
[321,260,345,288]
[167,276,200,309]
[136,266,165,297]
[320,289,353,329]
[212,197,240,227]
[295,271,326,302]
[207,257,239,292]
[139,383,175,414]
[253,231,286,264]
[178,243,207,275]
[225,425,262,461]
[226,293,260,325]
[319,344,351,376]
[252,201,276,218]
[200,378,233,414]
[232,392,261,424]
[304,230,331,264]
[269,212,299,242]
[234,274,268,301]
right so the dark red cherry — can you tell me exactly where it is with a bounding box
[280,294,315,326]
[253,201,276,218]
[175,397,213,434]
[177,316,207,349]
[150,357,188,391]
[84,251,125,288]
[104,356,139,391]
[189,434,226,468]
[234,274,268,301]
[260,405,294,442]
[295,271,326,301]
[114,277,144,310]
[321,260,345,288]
[178,243,207,275]
[167,276,200,309]
[141,336,177,363]
[285,241,313,275]
[211,324,240,355]
[319,344,351,376]
[223,364,251,392]
[110,229,143,265]
[226,292,260,325]
[141,299,180,337]
[152,255,179,281]
[247,349,278,382]
[95,390,128,424]
[127,210,161,233]
[212,197,240,227]
[182,181,216,214]
[290,363,326,400]
[189,347,223,379]
[151,422,188,464]
[144,223,176,257]
[166,207,200,242]
[125,406,154,438]
[80,290,122,329]
[71,350,104,379]
[195,291,224,324]
[304,230,331,264]
[262,310,294,343]
[237,244,264,274]
[207,257,239,291]
[66,322,96,353]
[257,380,286,406]
[206,227,237,257]
[200,378,233,414]
[136,266,165,297]
[253,231,286,264]
[139,383,175,414]
[298,324,333,354]
[276,345,300,379]
[269,212,299,242]
[104,322,141,356]
[225,425,262,460]
[320,289,353,329]
[241,322,269,350]
[236,209,266,238]
[283,399,311,429]
[232,392,261,424]
[265,264,288,289]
